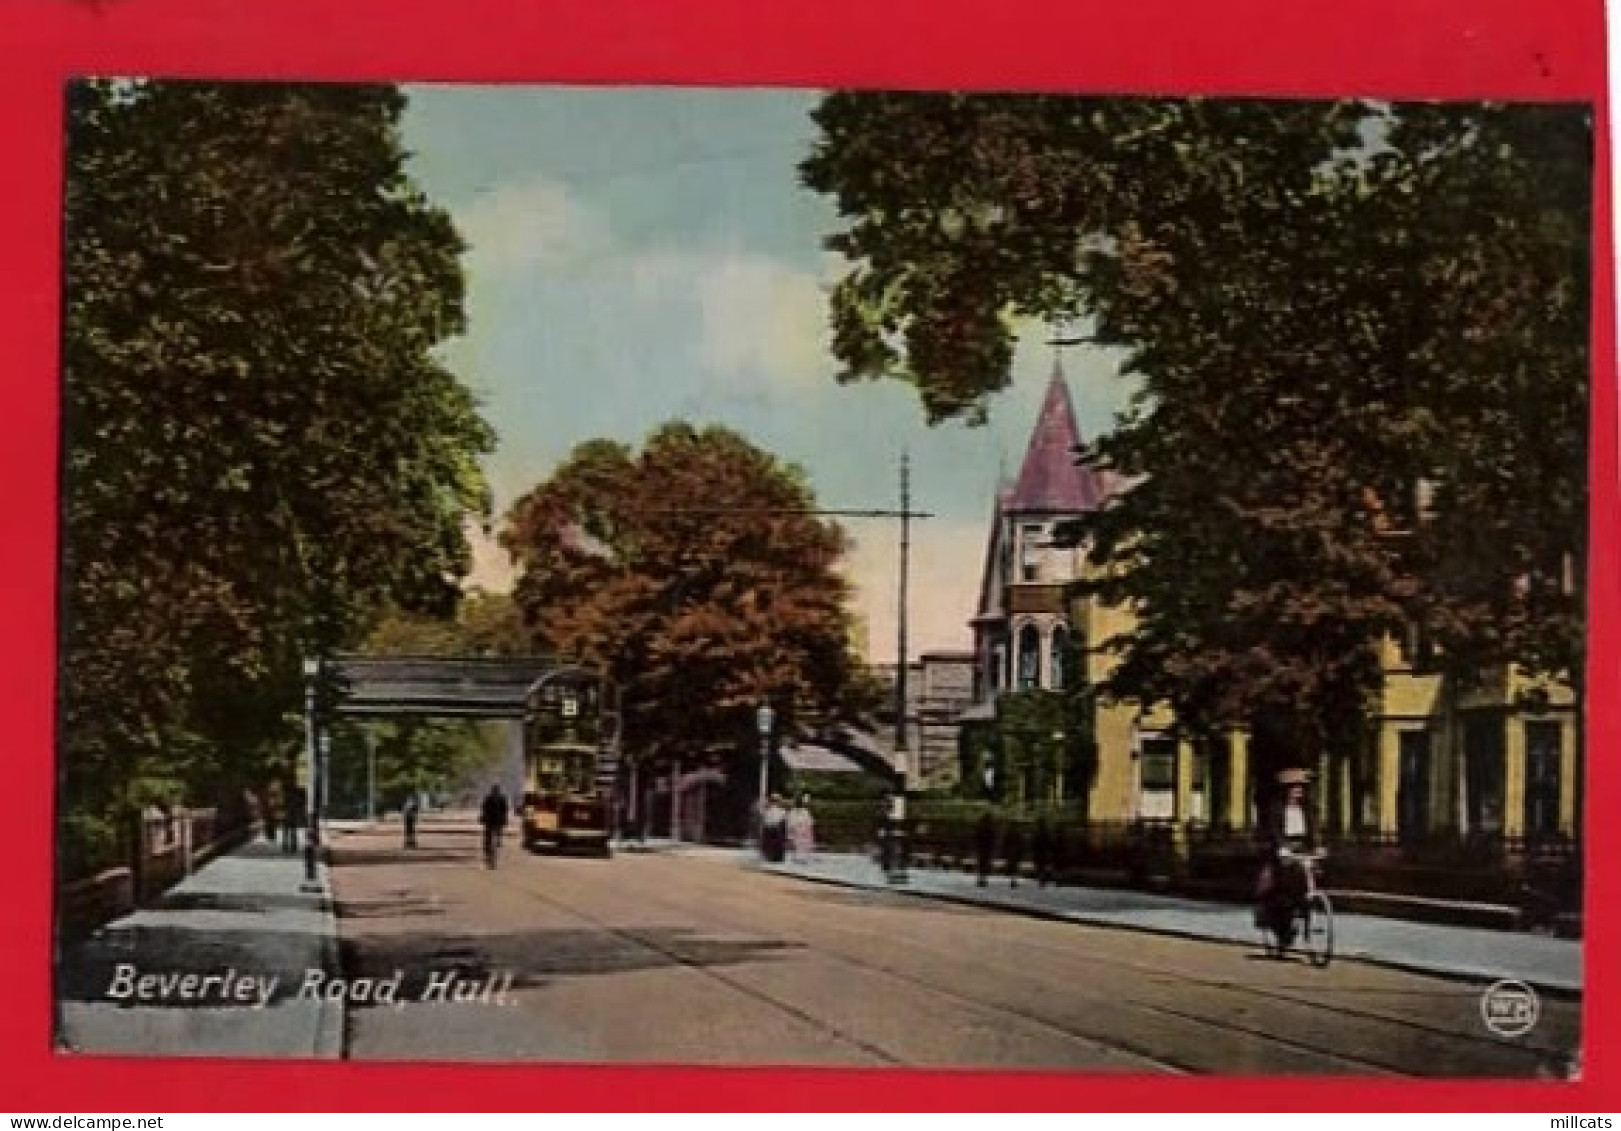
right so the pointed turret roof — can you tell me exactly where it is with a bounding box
[1008,361,1107,514]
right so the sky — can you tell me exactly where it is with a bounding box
[400,84,1138,662]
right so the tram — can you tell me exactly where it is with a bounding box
[520,666,616,857]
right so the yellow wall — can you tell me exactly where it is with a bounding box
[1075,591,1138,822]
[1092,701,1139,821]
[1230,729,1251,828]
[1372,644,1580,838]
[1068,613,1581,840]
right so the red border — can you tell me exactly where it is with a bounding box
[1,0,1613,1112]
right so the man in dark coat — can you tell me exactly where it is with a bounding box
[402,790,420,849]
[480,785,510,867]
[283,783,305,855]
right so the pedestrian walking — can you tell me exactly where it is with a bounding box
[762,795,788,863]
[1004,819,1026,888]
[283,783,305,855]
[480,784,510,867]
[262,781,280,845]
[975,808,996,887]
[402,790,420,849]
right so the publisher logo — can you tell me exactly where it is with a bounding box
[1480,979,1540,1037]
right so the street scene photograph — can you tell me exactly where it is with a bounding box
[52,80,1588,1076]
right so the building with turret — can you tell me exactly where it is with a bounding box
[962,362,1580,860]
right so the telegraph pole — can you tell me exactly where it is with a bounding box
[894,453,912,763]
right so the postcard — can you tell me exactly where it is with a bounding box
[5,0,1613,1113]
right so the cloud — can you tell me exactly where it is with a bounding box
[629,249,831,390]
[463,519,518,594]
[456,176,612,277]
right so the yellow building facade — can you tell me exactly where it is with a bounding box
[1070,582,1581,843]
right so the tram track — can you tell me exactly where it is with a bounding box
[516,848,1576,1076]
[330,827,1571,1074]
[734,865,1569,1072]
[469,850,1400,1074]
[658,851,1576,1073]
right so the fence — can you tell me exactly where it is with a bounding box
[793,799,1583,930]
[58,806,258,940]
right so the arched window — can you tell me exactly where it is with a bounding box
[1017,624,1041,690]
[1049,625,1069,689]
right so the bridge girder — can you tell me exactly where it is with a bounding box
[323,655,592,719]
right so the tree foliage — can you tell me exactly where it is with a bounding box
[502,422,868,767]
[802,94,1590,780]
[60,80,494,860]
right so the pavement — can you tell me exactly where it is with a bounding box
[56,834,344,1059]
[718,846,1583,996]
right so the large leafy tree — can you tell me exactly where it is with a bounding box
[802,94,1589,808]
[502,422,867,771]
[1378,105,1591,692]
[60,80,494,869]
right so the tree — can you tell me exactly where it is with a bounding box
[1375,105,1591,691]
[59,80,494,869]
[326,717,506,817]
[802,95,1589,813]
[362,592,527,658]
[502,422,868,773]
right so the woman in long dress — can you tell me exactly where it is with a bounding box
[787,795,816,863]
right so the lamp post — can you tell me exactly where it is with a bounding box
[755,702,775,845]
[1051,729,1066,805]
[319,730,332,814]
[365,728,375,823]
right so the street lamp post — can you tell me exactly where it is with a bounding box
[365,729,375,823]
[755,703,775,846]
[319,730,332,815]
[301,657,322,891]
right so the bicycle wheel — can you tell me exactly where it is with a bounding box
[1302,891,1334,968]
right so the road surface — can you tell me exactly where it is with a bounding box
[329,818,1579,1074]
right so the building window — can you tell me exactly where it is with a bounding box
[1200,736,1231,828]
[1464,714,1506,835]
[1049,625,1068,689]
[1140,738,1177,790]
[1016,625,1040,690]
[1020,523,1045,582]
[1524,720,1562,839]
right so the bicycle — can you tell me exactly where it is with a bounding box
[1259,847,1334,968]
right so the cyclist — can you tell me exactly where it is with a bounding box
[480,783,510,868]
[1254,769,1318,929]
